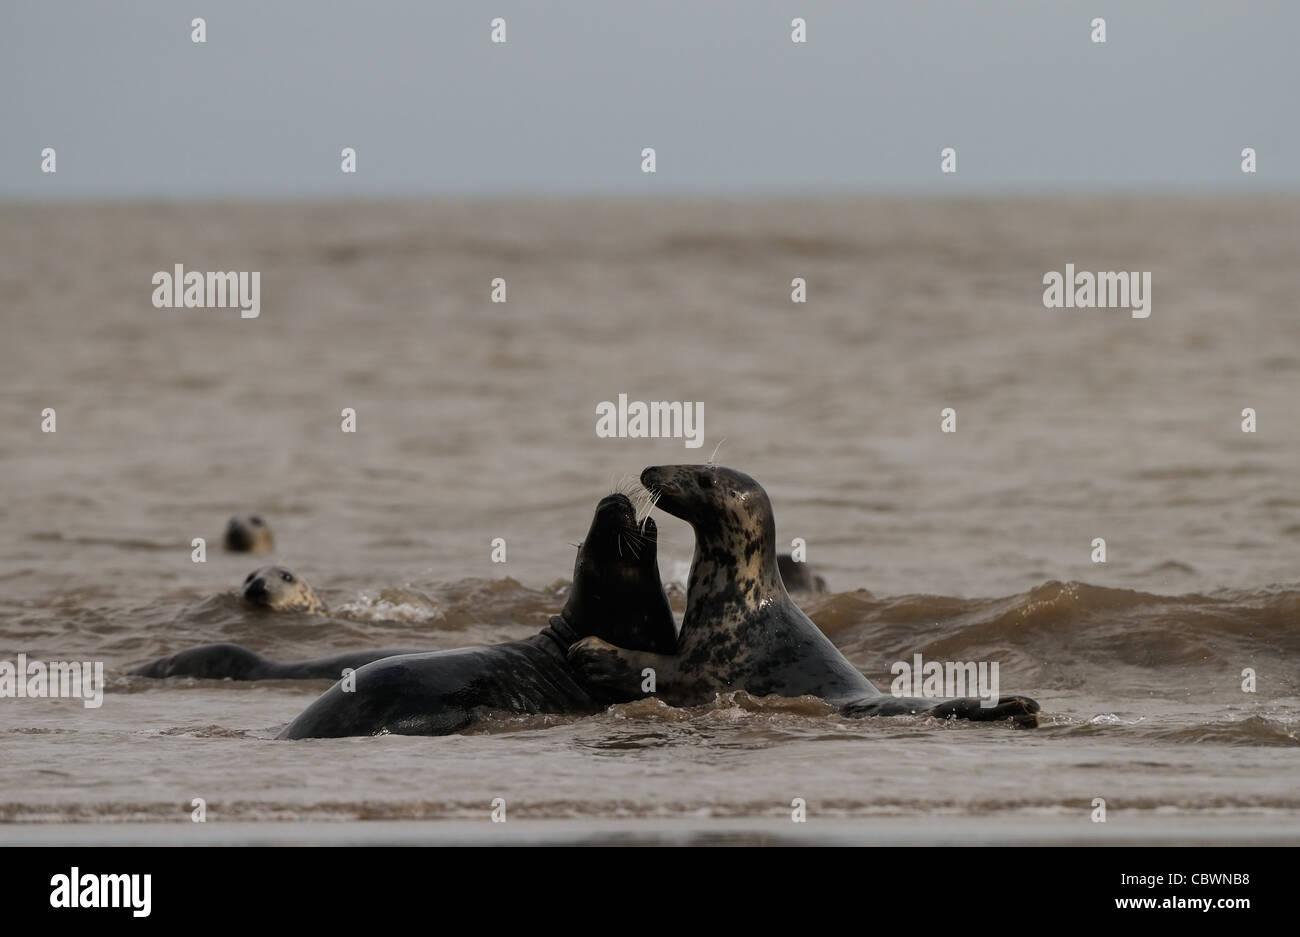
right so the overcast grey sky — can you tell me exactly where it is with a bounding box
[2,1,1296,198]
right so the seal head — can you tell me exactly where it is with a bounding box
[242,565,325,614]
[560,493,677,654]
[224,514,273,553]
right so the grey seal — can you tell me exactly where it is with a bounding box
[223,514,273,553]
[569,465,1039,726]
[278,493,678,738]
[241,565,326,614]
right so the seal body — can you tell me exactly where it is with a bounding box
[277,629,603,737]
[130,643,426,680]
[278,493,677,738]
[570,465,1038,725]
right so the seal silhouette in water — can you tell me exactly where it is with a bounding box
[131,643,427,680]
[224,514,274,553]
[278,493,678,738]
[131,566,379,679]
[569,465,1039,726]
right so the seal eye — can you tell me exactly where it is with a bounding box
[244,572,254,583]
[249,516,263,526]
[280,572,294,583]
[696,473,713,489]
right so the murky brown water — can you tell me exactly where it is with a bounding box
[1,198,1297,842]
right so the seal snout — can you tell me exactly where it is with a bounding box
[598,492,634,511]
[640,464,710,520]
[639,466,667,491]
[593,493,658,554]
[243,574,270,605]
[639,465,678,504]
[597,492,638,526]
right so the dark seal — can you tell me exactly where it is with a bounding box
[277,493,678,738]
[131,643,426,680]
[569,465,1039,726]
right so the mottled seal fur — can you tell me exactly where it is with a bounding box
[277,493,678,738]
[241,565,326,614]
[569,465,1039,726]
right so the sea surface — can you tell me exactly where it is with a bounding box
[1,198,1297,843]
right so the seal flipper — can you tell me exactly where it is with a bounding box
[843,693,1040,728]
[929,695,1039,728]
[567,636,691,703]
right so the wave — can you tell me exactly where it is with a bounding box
[812,580,1300,689]
[1048,714,1300,747]
[5,577,1296,696]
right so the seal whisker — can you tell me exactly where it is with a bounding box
[626,480,659,529]
[639,488,663,534]
[707,438,726,467]
[619,524,654,552]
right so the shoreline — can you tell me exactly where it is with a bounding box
[3,816,1298,847]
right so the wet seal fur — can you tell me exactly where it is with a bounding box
[570,465,1040,726]
[278,493,677,738]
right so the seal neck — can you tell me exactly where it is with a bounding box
[683,517,785,630]
[539,614,581,656]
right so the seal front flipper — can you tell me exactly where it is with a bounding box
[567,637,687,703]
[928,695,1040,728]
[843,693,1041,728]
